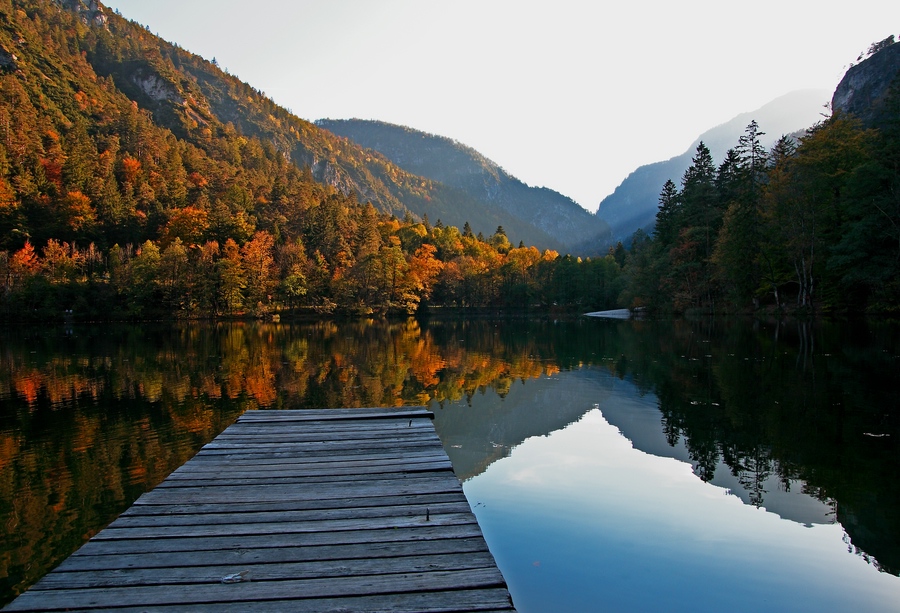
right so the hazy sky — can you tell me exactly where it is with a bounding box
[102,1,899,211]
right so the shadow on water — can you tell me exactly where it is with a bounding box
[0,317,898,606]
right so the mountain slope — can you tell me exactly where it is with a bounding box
[71,1,429,214]
[317,119,612,253]
[0,0,377,249]
[0,0,574,251]
[77,1,585,249]
[596,89,829,242]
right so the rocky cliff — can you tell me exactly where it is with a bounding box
[833,38,900,126]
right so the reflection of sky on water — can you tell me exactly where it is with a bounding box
[597,380,837,527]
[450,369,900,613]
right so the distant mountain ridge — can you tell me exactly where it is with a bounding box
[317,119,612,253]
[595,89,830,243]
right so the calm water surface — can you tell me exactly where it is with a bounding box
[1,318,898,611]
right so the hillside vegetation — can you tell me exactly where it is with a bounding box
[622,38,900,315]
[0,0,624,319]
[317,119,611,252]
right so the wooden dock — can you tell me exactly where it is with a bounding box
[4,407,516,612]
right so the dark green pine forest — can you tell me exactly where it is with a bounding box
[0,0,898,319]
[625,79,900,315]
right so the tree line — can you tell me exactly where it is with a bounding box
[0,208,628,319]
[621,100,900,315]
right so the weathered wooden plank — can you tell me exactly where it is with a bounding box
[156,465,455,488]
[69,523,488,557]
[155,467,454,488]
[201,439,444,452]
[237,406,432,417]
[4,568,507,610]
[237,407,433,422]
[191,444,445,459]
[45,588,515,612]
[132,475,464,504]
[169,456,452,475]
[224,420,435,430]
[120,492,468,517]
[188,446,448,463]
[190,450,443,463]
[199,437,444,452]
[199,438,444,451]
[34,551,501,589]
[220,425,436,439]
[95,512,477,540]
[223,419,436,433]
[208,428,441,442]
[164,466,454,481]
[167,458,450,475]
[111,501,473,528]
[54,536,491,572]
[135,476,462,499]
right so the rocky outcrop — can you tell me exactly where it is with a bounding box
[832,40,900,126]
[0,45,18,73]
[131,70,184,104]
[57,0,108,28]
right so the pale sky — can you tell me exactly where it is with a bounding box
[102,1,899,211]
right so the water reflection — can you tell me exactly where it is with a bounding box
[0,317,898,609]
[457,381,899,612]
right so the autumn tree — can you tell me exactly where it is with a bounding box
[41,239,80,284]
[126,240,162,315]
[241,231,276,315]
[217,238,245,314]
[158,238,189,312]
[277,239,309,311]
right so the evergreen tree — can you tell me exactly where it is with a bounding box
[715,149,742,209]
[670,142,719,311]
[653,179,680,248]
[713,122,768,307]
[757,135,798,309]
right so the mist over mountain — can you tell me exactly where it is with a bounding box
[596,89,830,243]
[316,119,612,253]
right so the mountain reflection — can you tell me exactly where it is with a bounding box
[1,317,898,606]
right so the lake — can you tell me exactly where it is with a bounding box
[1,317,898,611]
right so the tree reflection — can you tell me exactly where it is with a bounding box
[625,318,900,575]
[0,316,898,606]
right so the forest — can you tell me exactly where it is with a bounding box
[623,99,900,315]
[0,1,897,319]
[0,0,623,319]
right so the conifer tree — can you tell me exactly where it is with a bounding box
[653,179,680,248]
[713,122,768,307]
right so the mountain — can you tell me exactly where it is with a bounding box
[316,119,612,253]
[0,0,579,252]
[72,0,603,252]
[595,89,830,243]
